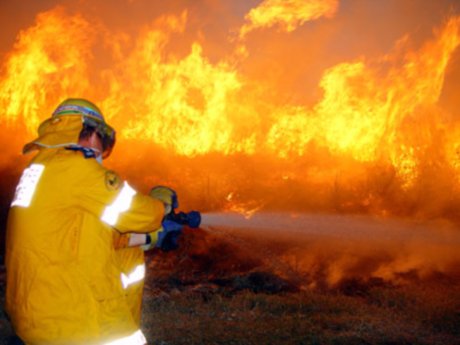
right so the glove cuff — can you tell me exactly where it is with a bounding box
[141,229,161,251]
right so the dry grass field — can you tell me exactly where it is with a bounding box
[140,279,460,345]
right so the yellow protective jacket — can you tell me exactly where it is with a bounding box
[5,117,164,344]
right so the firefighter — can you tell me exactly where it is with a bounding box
[5,98,181,345]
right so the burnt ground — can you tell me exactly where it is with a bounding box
[1,220,460,344]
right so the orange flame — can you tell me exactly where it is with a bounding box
[239,0,339,39]
[224,192,264,219]
[0,7,94,132]
[1,3,460,218]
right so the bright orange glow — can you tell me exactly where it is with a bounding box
[0,7,94,132]
[239,0,339,38]
[1,2,460,220]
[118,42,248,156]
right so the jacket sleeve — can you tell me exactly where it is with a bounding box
[76,161,164,233]
[113,232,131,249]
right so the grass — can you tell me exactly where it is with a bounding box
[139,280,460,345]
[0,270,459,344]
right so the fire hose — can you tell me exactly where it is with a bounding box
[155,210,201,251]
[164,210,201,229]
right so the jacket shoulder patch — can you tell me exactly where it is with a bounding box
[105,170,122,191]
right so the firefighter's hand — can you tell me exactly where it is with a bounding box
[141,220,182,252]
[155,219,183,251]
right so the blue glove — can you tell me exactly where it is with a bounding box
[156,219,183,251]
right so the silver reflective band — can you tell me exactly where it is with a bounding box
[101,182,136,226]
[103,329,146,345]
[53,104,103,120]
[121,264,146,289]
[11,164,45,208]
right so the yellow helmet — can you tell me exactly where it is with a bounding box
[24,98,116,157]
[52,98,116,158]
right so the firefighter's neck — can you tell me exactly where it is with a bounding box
[78,132,103,162]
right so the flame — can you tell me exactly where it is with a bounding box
[118,42,248,155]
[224,192,263,219]
[267,17,460,188]
[1,2,460,218]
[272,18,460,156]
[239,0,339,39]
[0,7,94,132]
